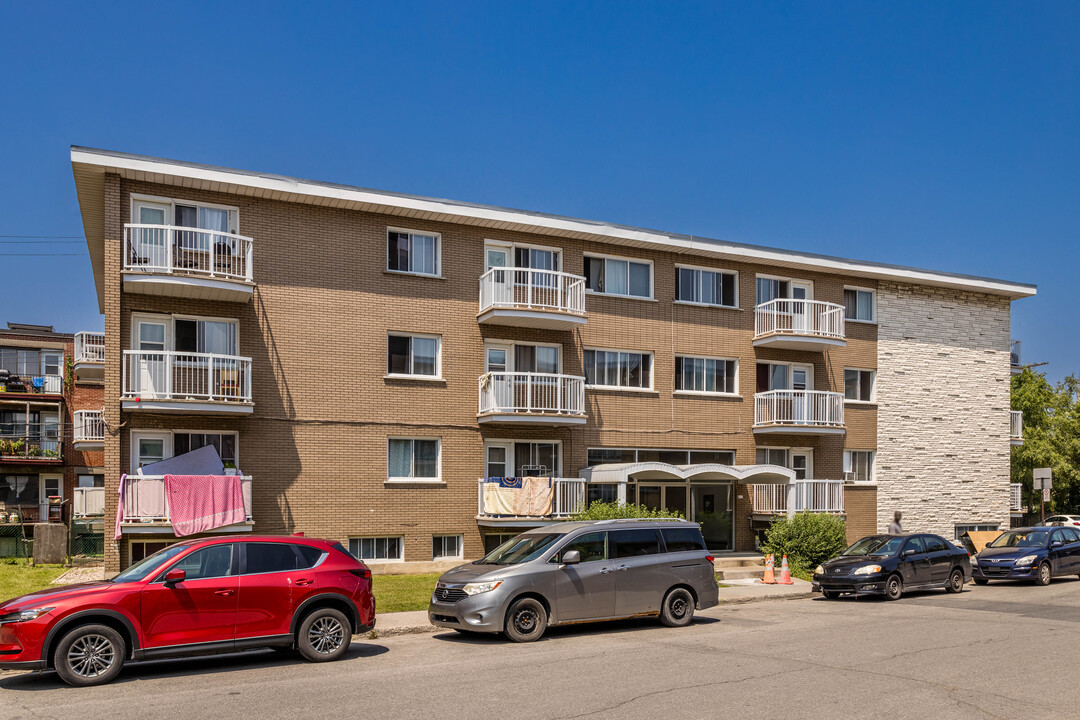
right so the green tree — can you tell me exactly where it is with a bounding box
[1011,368,1080,513]
[760,512,847,574]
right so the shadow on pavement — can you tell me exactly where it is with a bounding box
[432,614,719,645]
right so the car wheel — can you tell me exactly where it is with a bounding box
[297,608,351,662]
[946,568,965,593]
[822,590,841,599]
[660,587,695,627]
[1036,562,1052,586]
[973,577,989,586]
[53,624,126,687]
[884,574,903,601]
[504,597,547,642]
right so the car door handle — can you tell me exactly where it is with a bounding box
[294,578,314,586]
[599,568,613,575]
[214,589,235,596]
[616,565,629,572]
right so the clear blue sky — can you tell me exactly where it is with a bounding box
[1,2,1076,379]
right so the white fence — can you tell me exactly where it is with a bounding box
[124,224,253,282]
[479,372,586,417]
[122,350,252,403]
[752,480,845,514]
[476,477,587,517]
[73,409,105,442]
[73,487,105,517]
[754,299,845,341]
[754,390,844,429]
[479,268,586,316]
[74,331,105,363]
[121,475,253,523]
[1010,483,1023,512]
[1010,410,1023,441]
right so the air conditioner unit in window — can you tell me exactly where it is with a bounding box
[843,472,856,483]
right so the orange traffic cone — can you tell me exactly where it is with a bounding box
[759,553,776,584]
[777,554,794,585]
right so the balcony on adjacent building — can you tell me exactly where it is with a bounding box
[1010,483,1023,514]
[753,390,845,434]
[122,350,253,414]
[753,299,846,352]
[476,477,586,524]
[1010,340,1022,375]
[477,372,586,425]
[73,331,105,380]
[119,474,253,533]
[0,427,62,463]
[73,486,106,517]
[751,480,845,515]
[1010,410,1023,446]
[123,224,254,302]
[73,409,105,450]
[478,268,587,330]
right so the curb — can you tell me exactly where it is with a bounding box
[717,590,815,605]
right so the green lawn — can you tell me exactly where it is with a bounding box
[372,572,441,613]
[0,563,68,602]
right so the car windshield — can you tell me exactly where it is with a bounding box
[841,536,904,557]
[110,545,190,583]
[988,531,1048,549]
[476,533,564,565]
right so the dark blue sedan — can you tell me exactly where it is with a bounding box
[974,526,1080,585]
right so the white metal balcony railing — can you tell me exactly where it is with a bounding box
[752,480,845,514]
[754,390,845,428]
[73,409,105,442]
[124,224,253,282]
[477,477,587,518]
[754,299,845,341]
[1010,410,1023,441]
[73,486,105,517]
[478,372,586,417]
[74,331,105,363]
[1011,483,1023,512]
[122,350,252,403]
[479,268,586,316]
[1010,340,1022,367]
[121,475,253,524]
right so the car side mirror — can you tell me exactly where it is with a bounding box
[164,569,186,584]
[1051,541,1063,548]
[899,550,910,560]
[562,550,581,566]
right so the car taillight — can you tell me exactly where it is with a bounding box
[350,568,372,580]
[705,555,715,564]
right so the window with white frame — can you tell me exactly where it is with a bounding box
[132,314,239,355]
[675,356,737,394]
[484,442,563,478]
[584,349,652,390]
[844,369,875,402]
[756,277,791,305]
[586,448,735,466]
[432,535,462,560]
[584,254,652,298]
[676,266,737,307]
[349,537,403,562]
[844,287,875,322]
[954,523,1000,541]
[844,450,875,483]
[756,448,790,467]
[387,438,440,482]
[387,334,440,377]
[387,229,440,276]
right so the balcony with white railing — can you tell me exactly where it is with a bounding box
[478,268,587,330]
[752,480,845,515]
[1010,410,1023,446]
[120,474,253,531]
[73,331,105,380]
[73,486,105,517]
[1010,483,1023,513]
[123,224,254,302]
[476,477,587,522]
[753,390,845,434]
[1010,340,1022,375]
[0,423,63,463]
[477,372,587,425]
[753,299,846,351]
[73,409,105,450]
[122,350,253,414]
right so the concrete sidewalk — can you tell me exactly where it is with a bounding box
[369,578,814,637]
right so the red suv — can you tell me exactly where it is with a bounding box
[0,535,375,686]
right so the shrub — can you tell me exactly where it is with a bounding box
[761,512,847,574]
[570,501,684,522]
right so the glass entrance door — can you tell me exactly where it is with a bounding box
[692,483,733,551]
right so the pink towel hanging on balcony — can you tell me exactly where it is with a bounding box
[164,474,246,537]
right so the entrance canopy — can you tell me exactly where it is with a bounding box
[578,462,794,485]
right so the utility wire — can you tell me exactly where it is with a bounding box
[0,234,84,239]
[0,240,83,244]
[0,253,84,256]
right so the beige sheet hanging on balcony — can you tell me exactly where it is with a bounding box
[482,483,517,515]
[514,477,553,516]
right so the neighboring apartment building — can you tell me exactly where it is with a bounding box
[0,322,105,532]
[70,147,1036,571]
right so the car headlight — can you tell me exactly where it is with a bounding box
[814,565,824,575]
[0,607,54,625]
[462,581,502,596]
[1014,555,1038,566]
[853,565,882,575]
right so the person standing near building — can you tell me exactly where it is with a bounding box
[887,511,903,535]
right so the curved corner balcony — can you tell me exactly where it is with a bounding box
[73,331,105,380]
[73,409,105,450]
[478,268,586,330]
[123,224,254,303]
[753,390,845,435]
[1011,410,1023,446]
[478,372,586,425]
[122,350,253,415]
[753,299,846,352]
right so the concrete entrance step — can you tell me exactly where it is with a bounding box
[717,566,766,581]
[712,554,765,569]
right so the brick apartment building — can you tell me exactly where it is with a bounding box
[69,147,1034,572]
[0,322,105,537]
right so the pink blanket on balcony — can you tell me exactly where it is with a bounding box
[164,474,247,537]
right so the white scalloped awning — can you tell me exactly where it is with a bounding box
[578,463,794,484]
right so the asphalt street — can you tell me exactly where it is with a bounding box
[3,579,1079,720]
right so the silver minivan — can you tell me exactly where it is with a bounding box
[428,519,720,642]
